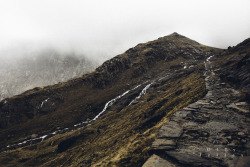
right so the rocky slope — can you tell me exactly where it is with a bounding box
[0,33,249,166]
[216,38,250,103]
[143,54,250,167]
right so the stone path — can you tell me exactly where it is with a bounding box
[143,58,250,167]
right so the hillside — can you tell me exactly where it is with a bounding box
[0,33,249,166]
[143,39,250,167]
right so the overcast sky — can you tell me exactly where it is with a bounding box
[0,0,250,62]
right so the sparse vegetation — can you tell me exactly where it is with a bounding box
[0,33,223,166]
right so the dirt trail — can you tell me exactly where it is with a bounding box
[143,57,250,167]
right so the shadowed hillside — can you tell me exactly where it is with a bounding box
[1,33,248,166]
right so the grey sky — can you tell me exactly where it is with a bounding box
[0,0,250,62]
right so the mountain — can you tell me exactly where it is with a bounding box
[0,49,98,101]
[143,38,250,167]
[0,33,249,167]
[217,38,250,102]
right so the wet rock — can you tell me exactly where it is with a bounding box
[187,103,200,109]
[228,156,250,167]
[235,102,248,106]
[227,103,238,109]
[182,107,196,111]
[182,121,198,129]
[227,103,250,113]
[31,134,38,139]
[210,100,217,104]
[194,118,208,124]
[228,140,238,146]
[159,122,183,138]
[172,110,191,118]
[196,100,210,105]
[166,150,218,166]
[151,139,176,150]
[206,91,213,98]
[144,55,250,166]
[238,132,245,136]
[142,154,176,167]
[201,121,237,135]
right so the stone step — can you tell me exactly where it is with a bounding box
[159,122,183,138]
[143,154,176,167]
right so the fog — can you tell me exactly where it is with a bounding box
[0,0,250,62]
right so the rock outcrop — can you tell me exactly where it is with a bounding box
[217,38,250,103]
[143,51,250,167]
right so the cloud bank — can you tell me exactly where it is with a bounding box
[0,0,250,62]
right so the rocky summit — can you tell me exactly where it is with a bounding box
[0,33,249,167]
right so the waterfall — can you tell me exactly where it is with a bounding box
[129,83,152,105]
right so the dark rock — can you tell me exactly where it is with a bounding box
[143,154,176,167]
[228,156,250,167]
[151,139,176,150]
[159,122,183,138]
[144,48,250,166]
[166,150,219,166]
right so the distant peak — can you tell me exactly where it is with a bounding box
[168,32,185,38]
[157,32,187,41]
[170,32,180,36]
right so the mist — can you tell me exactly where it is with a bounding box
[1,0,250,62]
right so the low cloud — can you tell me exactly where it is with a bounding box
[0,0,250,62]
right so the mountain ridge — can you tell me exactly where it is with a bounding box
[0,33,249,166]
[0,32,219,129]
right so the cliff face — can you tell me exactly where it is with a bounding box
[0,33,248,166]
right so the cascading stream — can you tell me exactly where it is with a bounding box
[2,84,143,152]
[129,83,152,105]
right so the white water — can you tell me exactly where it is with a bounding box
[7,134,49,148]
[3,84,143,152]
[129,83,152,105]
[158,76,167,81]
[3,58,201,151]
[93,90,130,120]
[206,55,214,62]
[40,98,49,108]
[40,135,48,141]
[91,84,142,121]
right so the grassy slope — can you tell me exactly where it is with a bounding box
[0,33,218,147]
[0,70,206,167]
[0,33,222,166]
